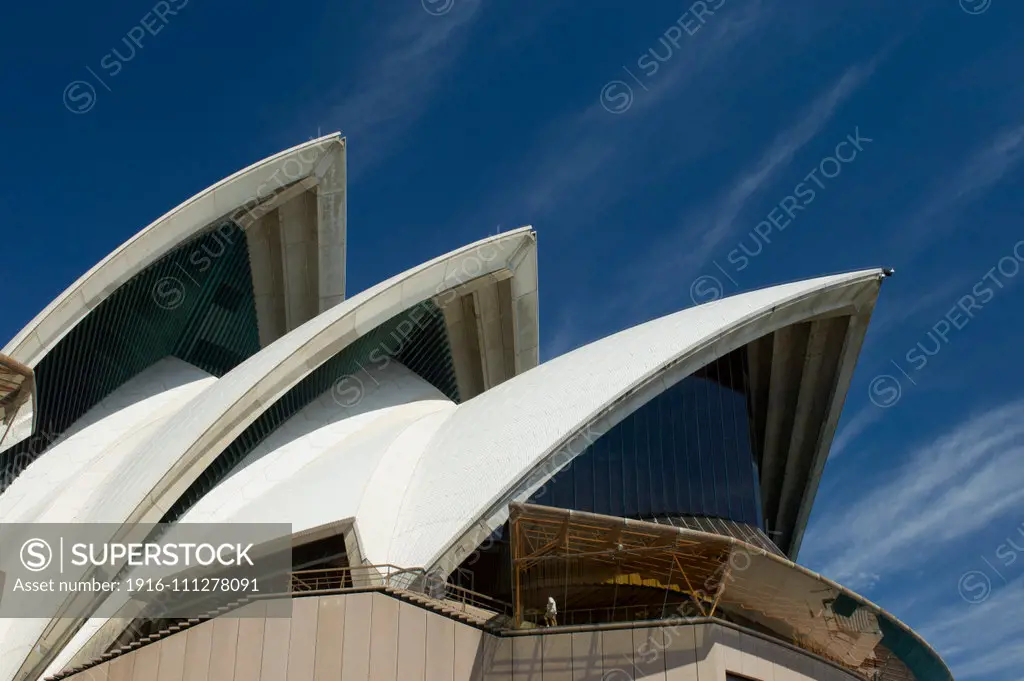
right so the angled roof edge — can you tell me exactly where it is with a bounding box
[3,133,344,367]
[388,269,884,572]
[3,228,537,681]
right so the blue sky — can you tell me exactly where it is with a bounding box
[2,0,1023,676]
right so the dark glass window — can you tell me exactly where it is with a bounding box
[620,415,639,517]
[574,440,595,513]
[526,349,762,527]
[1,223,262,491]
[661,394,678,514]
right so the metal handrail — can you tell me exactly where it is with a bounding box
[290,564,427,592]
[437,582,514,617]
[287,565,512,617]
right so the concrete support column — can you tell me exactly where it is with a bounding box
[245,210,287,347]
[474,285,508,388]
[278,192,319,332]
[316,141,347,312]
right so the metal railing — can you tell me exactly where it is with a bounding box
[288,565,512,620]
[437,582,514,619]
[290,564,425,592]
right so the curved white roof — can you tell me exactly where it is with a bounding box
[93,227,536,530]
[40,362,456,676]
[2,131,908,681]
[0,358,215,681]
[31,266,883,681]
[3,134,344,368]
[179,361,456,544]
[96,269,877,575]
[0,134,348,456]
[386,269,883,571]
[1,227,538,681]
[0,357,215,525]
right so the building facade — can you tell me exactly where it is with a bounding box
[0,137,951,681]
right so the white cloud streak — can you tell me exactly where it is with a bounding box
[866,274,970,341]
[603,58,877,323]
[327,2,483,178]
[919,576,1024,679]
[905,123,1024,241]
[470,1,768,228]
[803,399,1024,585]
[680,61,877,268]
[828,404,883,460]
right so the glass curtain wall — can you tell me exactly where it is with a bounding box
[529,348,763,527]
[454,348,765,603]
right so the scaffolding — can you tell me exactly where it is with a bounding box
[0,353,34,446]
[508,503,944,681]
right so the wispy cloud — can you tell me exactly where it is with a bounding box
[678,61,877,269]
[326,2,483,177]
[866,273,970,340]
[829,404,883,460]
[903,123,1024,243]
[918,576,1024,679]
[472,3,769,357]
[604,58,878,323]
[804,398,1024,584]
[470,1,768,229]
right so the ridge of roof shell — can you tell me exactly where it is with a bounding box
[0,134,348,456]
[33,268,887,681]
[386,269,885,571]
[3,133,345,367]
[0,126,939,681]
[0,227,539,681]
